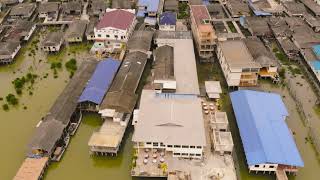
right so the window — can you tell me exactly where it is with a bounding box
[196,146,202,149]
[254,165,259,168]
[160,143,165,147]
[114,35,118,39]
[182,145,189,148]
[190,153,195,156]
[182,153,188,156]
[190,146,195,149]
[153,142,158,146]
[196,154,201,156]
[167,145,172,148]
[106,35,110,38]
[98,34,101,37]
[270,165,275,168]
[173,153,181,156]
[146,142,151,145]
[174,145,181,148]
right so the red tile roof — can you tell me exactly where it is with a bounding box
[96,9,135,30]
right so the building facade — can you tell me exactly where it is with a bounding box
[190,5,216,60]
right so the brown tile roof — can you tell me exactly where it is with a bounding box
[96,9,135,30]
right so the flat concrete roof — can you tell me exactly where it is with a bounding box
[132,90,206,146]
[218,40,261,69]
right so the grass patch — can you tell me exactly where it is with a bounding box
[178,2,189,19]
[227,22,237,33]
[65,58,77,78]
[314,104,320,118]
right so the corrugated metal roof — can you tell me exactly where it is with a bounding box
[159,12,176,25]
[138,0,160,12]
[78,58,120,105]
[96,9,135,30]
[230,90,304,167]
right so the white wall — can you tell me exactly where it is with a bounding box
[159,25,175,31]
[139,142,203,159]
[249,163,278,172]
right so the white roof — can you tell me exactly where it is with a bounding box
[205,81,222,94]
[173,39,200,95]
[132,90,206,146]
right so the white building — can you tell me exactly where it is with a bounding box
[93,9,136,53]
[132,90,206,159]
[217,40,261,87]
[204,81,222,99]
[212,131,234,154]
[0,41,21,64]
[210,111,229,131]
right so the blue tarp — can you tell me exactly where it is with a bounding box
[230,90,304,167]
[138,0,160,12]
[78,58,120,105]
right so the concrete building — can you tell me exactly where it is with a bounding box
[230,90,304,175]
[212,131,233,154]
[133,90,206,159]
[62,1,82,16]
[159,12,176,31]
[190,5,216,60]
[93,9,136,53]
[0,41,21,64]
[126,30,154,55]
[65,20,87,43]
[217,40,261,87]
[86,18,98,41]
[41,32,64,52]
[38,2,60,21]
[204,81,222,99]
[6,20,36,42]
[8,3,36,21]
[210,111,229,131]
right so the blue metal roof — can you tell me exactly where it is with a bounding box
[312,44,320,58]
[137,10,146,17]
[311,60,320,70]
[159,12,176,25]
[138,0,160,12]
[230,90,304,167]
[78,58,120,104]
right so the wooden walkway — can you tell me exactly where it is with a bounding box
[276,169,288,180]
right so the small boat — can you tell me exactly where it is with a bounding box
[51,135,70,162]
[69,112,83,136]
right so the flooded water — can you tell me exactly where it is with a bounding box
[1,34,319,180]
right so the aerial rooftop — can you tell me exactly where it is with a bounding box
[133,90,206,147]
[230,90,304,167]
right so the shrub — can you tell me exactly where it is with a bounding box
[2,104,9,111]
[6,94,18,105]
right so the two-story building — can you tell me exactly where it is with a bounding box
[92,9,136,53]
[217,40,261,87]
[0,41,21,64]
